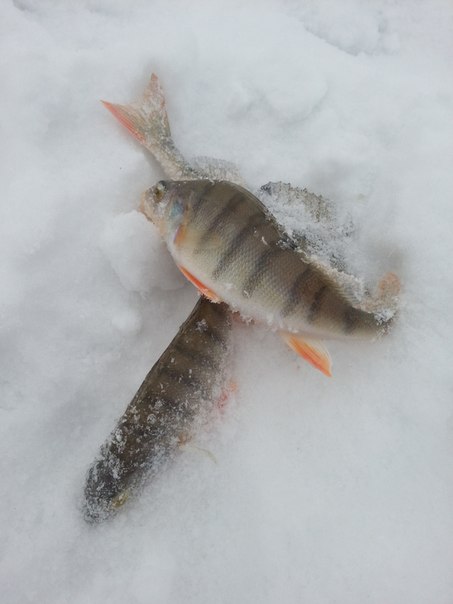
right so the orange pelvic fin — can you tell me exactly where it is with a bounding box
[281,332,332,377]
[178,266,222,303]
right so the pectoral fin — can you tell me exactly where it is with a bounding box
[281,332,332,377]
[178,266,222,303]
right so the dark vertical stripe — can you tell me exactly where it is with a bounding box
[172,340,221,371]
[281,267,312,318]
[343,308,359,334]
[205,301,230,320]
[242,247,282,296]
[307,286,327,323]
[200,323,229,350]
[128,393,175,413]
[196,192,245,247]
[191,182,216,219]
[158,366,203,389]
[212,212,265,279]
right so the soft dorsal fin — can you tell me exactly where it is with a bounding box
[259,181,337,225]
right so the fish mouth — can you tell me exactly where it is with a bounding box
[83,488,130,523]
[140,186,170,237]
[83,497,112,523]
[140,190,154,222]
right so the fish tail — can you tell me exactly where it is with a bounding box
[102,74,186,175]
[376,272,400,308]
[367,272,400,319]
[354,272,400,336]
[102,74,171,145]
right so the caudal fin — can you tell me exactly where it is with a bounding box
[377,272,401,304]
[361,271,401,330]
[101,73,172,153]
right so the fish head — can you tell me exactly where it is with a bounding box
[141,180,193,239]
[83,454,133,522]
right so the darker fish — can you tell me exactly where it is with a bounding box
[84,297,233,522]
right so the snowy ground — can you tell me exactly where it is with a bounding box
[2,1,453,602]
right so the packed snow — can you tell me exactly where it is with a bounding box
[1,1,453,602]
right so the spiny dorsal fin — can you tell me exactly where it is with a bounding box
[191,156,246,186]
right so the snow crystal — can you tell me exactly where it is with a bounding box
[2,1,453,603]
[100,210,184,293]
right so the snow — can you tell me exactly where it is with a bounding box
[1,0,453,602]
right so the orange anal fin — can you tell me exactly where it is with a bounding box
[281,332,332,377]
[178,266,222,303]
[101,100,146,145]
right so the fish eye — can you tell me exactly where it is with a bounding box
[154,181,167,202]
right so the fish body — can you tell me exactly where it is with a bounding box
[84,297,232,522]
[143,179,398,344]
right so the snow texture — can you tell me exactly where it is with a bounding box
[1,1,453,602]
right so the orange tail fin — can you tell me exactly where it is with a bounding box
[101,73,171,150]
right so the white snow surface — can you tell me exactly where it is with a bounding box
[2,1,453,602]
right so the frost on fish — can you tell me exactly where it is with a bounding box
[84,298,233,522]
[191,155,247,186]
[257,181,356,274]
[257,182,400,316]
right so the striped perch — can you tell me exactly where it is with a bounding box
[84,297,233,522]
[142,179,400,377]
